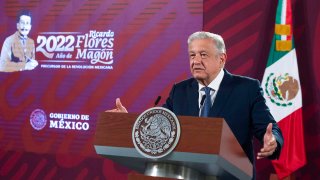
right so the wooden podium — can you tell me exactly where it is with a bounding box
[94,112,252,180]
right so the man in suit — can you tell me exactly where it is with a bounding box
[0,10,38,72]
[109,31,284,177]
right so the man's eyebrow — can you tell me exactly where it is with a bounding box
[198,50,208,53]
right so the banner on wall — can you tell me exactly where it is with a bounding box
[0,11,115,72]
[0,0,203,179]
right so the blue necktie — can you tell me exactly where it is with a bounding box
[200,87,212,117]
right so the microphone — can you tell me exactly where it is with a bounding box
[154,96,161,107]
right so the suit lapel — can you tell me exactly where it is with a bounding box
[188,79,199,116]
[210,70,234,117]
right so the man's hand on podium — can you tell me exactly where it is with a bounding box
[105,98,128,113]
[257,123,277,159]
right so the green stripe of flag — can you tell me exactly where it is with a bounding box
[275,0,284,25]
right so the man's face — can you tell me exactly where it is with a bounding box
[17,15,32,37]
[188,38,226,86]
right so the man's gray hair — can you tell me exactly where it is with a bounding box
[187,31,226,54]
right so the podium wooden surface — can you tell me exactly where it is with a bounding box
[94,112,252,179]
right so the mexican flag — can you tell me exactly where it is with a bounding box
[261,0,306,179]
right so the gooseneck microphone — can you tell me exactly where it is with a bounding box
[154,96,162,107]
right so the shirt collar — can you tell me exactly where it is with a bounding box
[16,31,27,41]
[198,68,224,92]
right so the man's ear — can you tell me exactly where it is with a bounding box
[220,53,227,65]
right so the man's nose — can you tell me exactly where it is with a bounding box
[193,55,202,64]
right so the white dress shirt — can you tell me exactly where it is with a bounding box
[198,69,224,108]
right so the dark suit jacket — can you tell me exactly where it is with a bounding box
[163,69,283,174]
